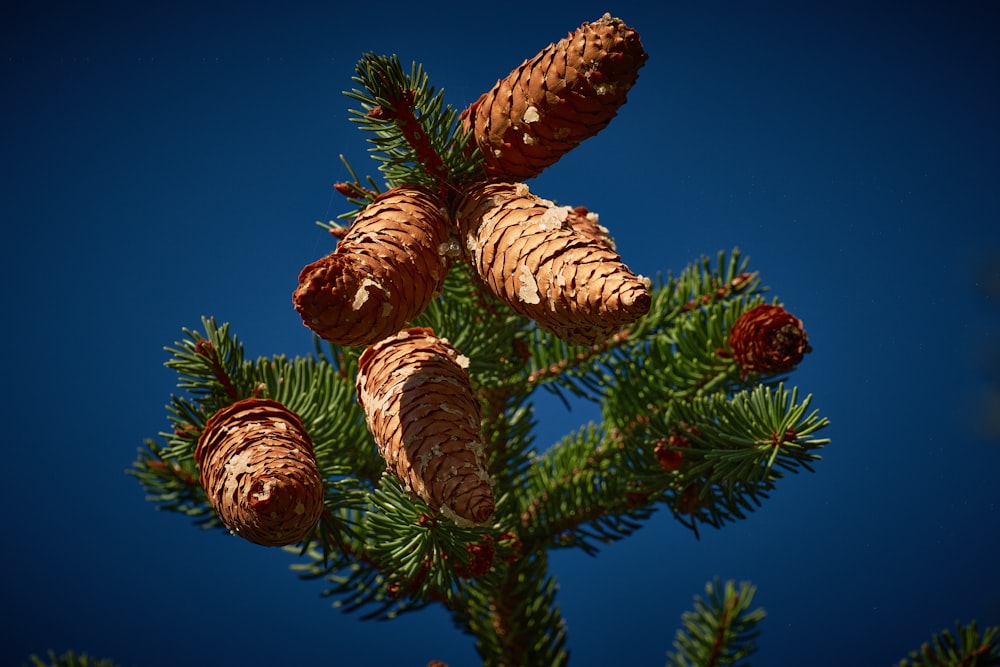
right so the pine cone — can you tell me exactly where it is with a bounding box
[293,186,451,346]
[727,304,811,376]
[195,398,325,547]
[461,13,646,180]
[356,328,494,527]
[455,181,651,345]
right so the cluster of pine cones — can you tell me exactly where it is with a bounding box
[197,15,651,545]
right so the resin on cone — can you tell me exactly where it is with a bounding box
[356,328,494,527]
[195,397,324,547]
[455,181,651,345]
[461,13,646,181]
[567,205,616,251]
[293,186,451,347]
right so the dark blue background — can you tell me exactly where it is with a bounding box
[3,2,998,665]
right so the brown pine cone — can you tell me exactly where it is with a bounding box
[195,398,325,547]
[293,185,451,347]
[455,181,651,345]
[356,328,494,527]
[727,304,811,376]
[461,13,647,181]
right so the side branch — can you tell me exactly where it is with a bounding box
[706,593,738,667]
[195,339,239,400]
[526,327,634,386]
[368,88,450,191]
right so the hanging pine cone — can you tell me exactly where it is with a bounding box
[727,303,812,376]
[195,397,325,547]
[455,181,651,345]
[293,185,451,347]
[461,13,647,181]
[356,327,495,527]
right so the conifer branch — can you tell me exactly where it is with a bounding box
[522,249,762,405]
[122,18,887,667]
[292,483,435,622]
[639,384,828,534]
[131,320,376,559]
[896,621,1000,667]
[364,477,500,595]
[479,390,536,492]
[518,424,654,554]
[299,543,429,621]
[26,650,119,667]
[525,327,633,400]
[325,153,383,223]
[411,262,532,391]
[345,53,482,194]
[463,554,570,667]
[666,579,765,667]
[129,439,218,530]
[159,317,259,459]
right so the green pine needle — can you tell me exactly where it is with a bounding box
[344,53,482,190]
[896,621,1000,667]
[520,422,654,555]
[667,578,766,667]
[24,651,118,667]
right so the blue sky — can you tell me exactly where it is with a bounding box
[3,2,999,665]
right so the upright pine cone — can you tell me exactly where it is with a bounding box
[461,13,647,180]
[727,303,811,376]
[195,398,325,547]
[356,328,494,527]
[293,185,450,347]
[455,181,651,345]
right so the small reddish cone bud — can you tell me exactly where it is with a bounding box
[728,304,812,375]
[293,186,450,347]
[195,398,324,547]
[333,181,355,197]
[356,328,495,527]
[455,181,651,345]
[454,536,496,579]
[460,13,647,180]
[654,437,685,472]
